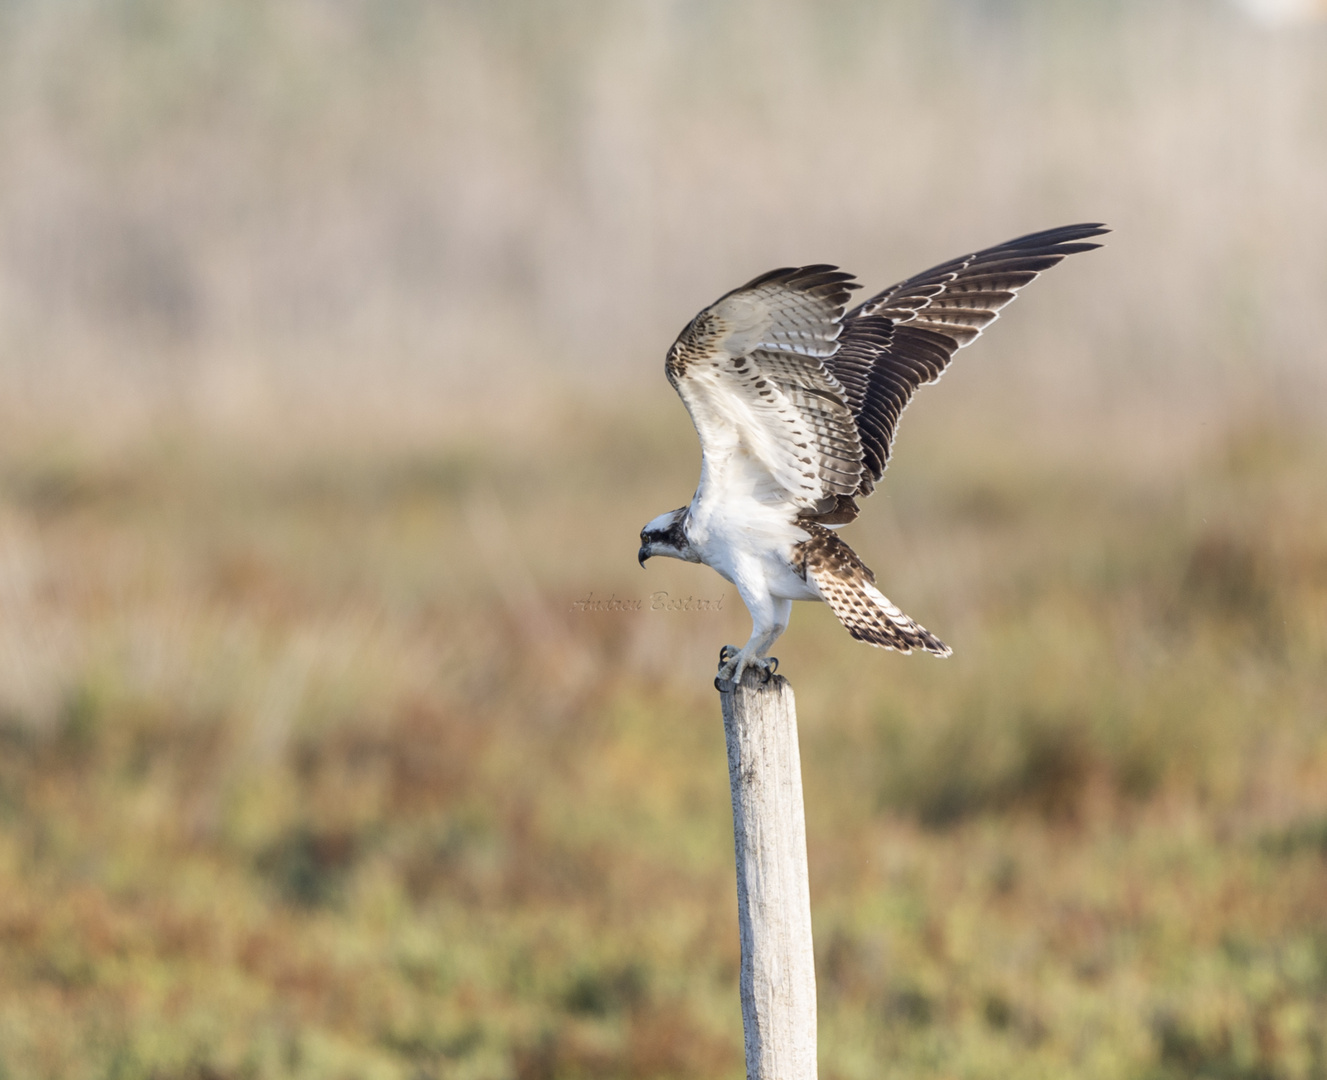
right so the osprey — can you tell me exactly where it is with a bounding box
[638,224,1108,685]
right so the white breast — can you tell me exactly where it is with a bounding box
[685,445,821,603]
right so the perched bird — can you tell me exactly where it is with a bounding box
[638,224,1108,685]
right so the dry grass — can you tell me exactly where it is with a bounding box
[2,0,1326,437]
[0,401,1325,1080]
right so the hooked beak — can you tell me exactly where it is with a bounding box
[638,546,649,568]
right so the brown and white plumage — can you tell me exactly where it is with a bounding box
[794,523,949,655]
[663,265,864,516]
[830,223,1110,499]
[638,224,1108,683]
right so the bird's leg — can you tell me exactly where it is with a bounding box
[716,598,791,687]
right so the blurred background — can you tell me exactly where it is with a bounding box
[0,1,1325,1077]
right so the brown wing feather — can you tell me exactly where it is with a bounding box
[666,265,866,513]
[827,223,1109,494]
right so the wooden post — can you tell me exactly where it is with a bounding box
[719,667,817,1080]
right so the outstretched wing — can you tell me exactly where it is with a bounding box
[826,223,1109,494]
[666,265,865,515]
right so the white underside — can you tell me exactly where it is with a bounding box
[686,444,826,670]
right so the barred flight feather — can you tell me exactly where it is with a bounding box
[829,223,1108,492]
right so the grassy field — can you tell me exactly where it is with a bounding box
[2,1,1327,1077]
[0,398,1324,1080]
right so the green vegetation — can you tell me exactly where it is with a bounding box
[0,404,1323,1080]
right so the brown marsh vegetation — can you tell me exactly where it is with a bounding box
[1,2,1326,1078]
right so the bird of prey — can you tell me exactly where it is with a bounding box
[638,224,1108,685]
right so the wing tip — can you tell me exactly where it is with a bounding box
[1003,222,1112,251]
[737,263,859,290]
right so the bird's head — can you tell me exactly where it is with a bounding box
[638,507,698,567]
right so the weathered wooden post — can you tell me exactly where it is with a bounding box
[719,667,817,1080]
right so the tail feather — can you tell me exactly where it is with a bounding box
[796,524,951,656]
[828,578,952,656]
